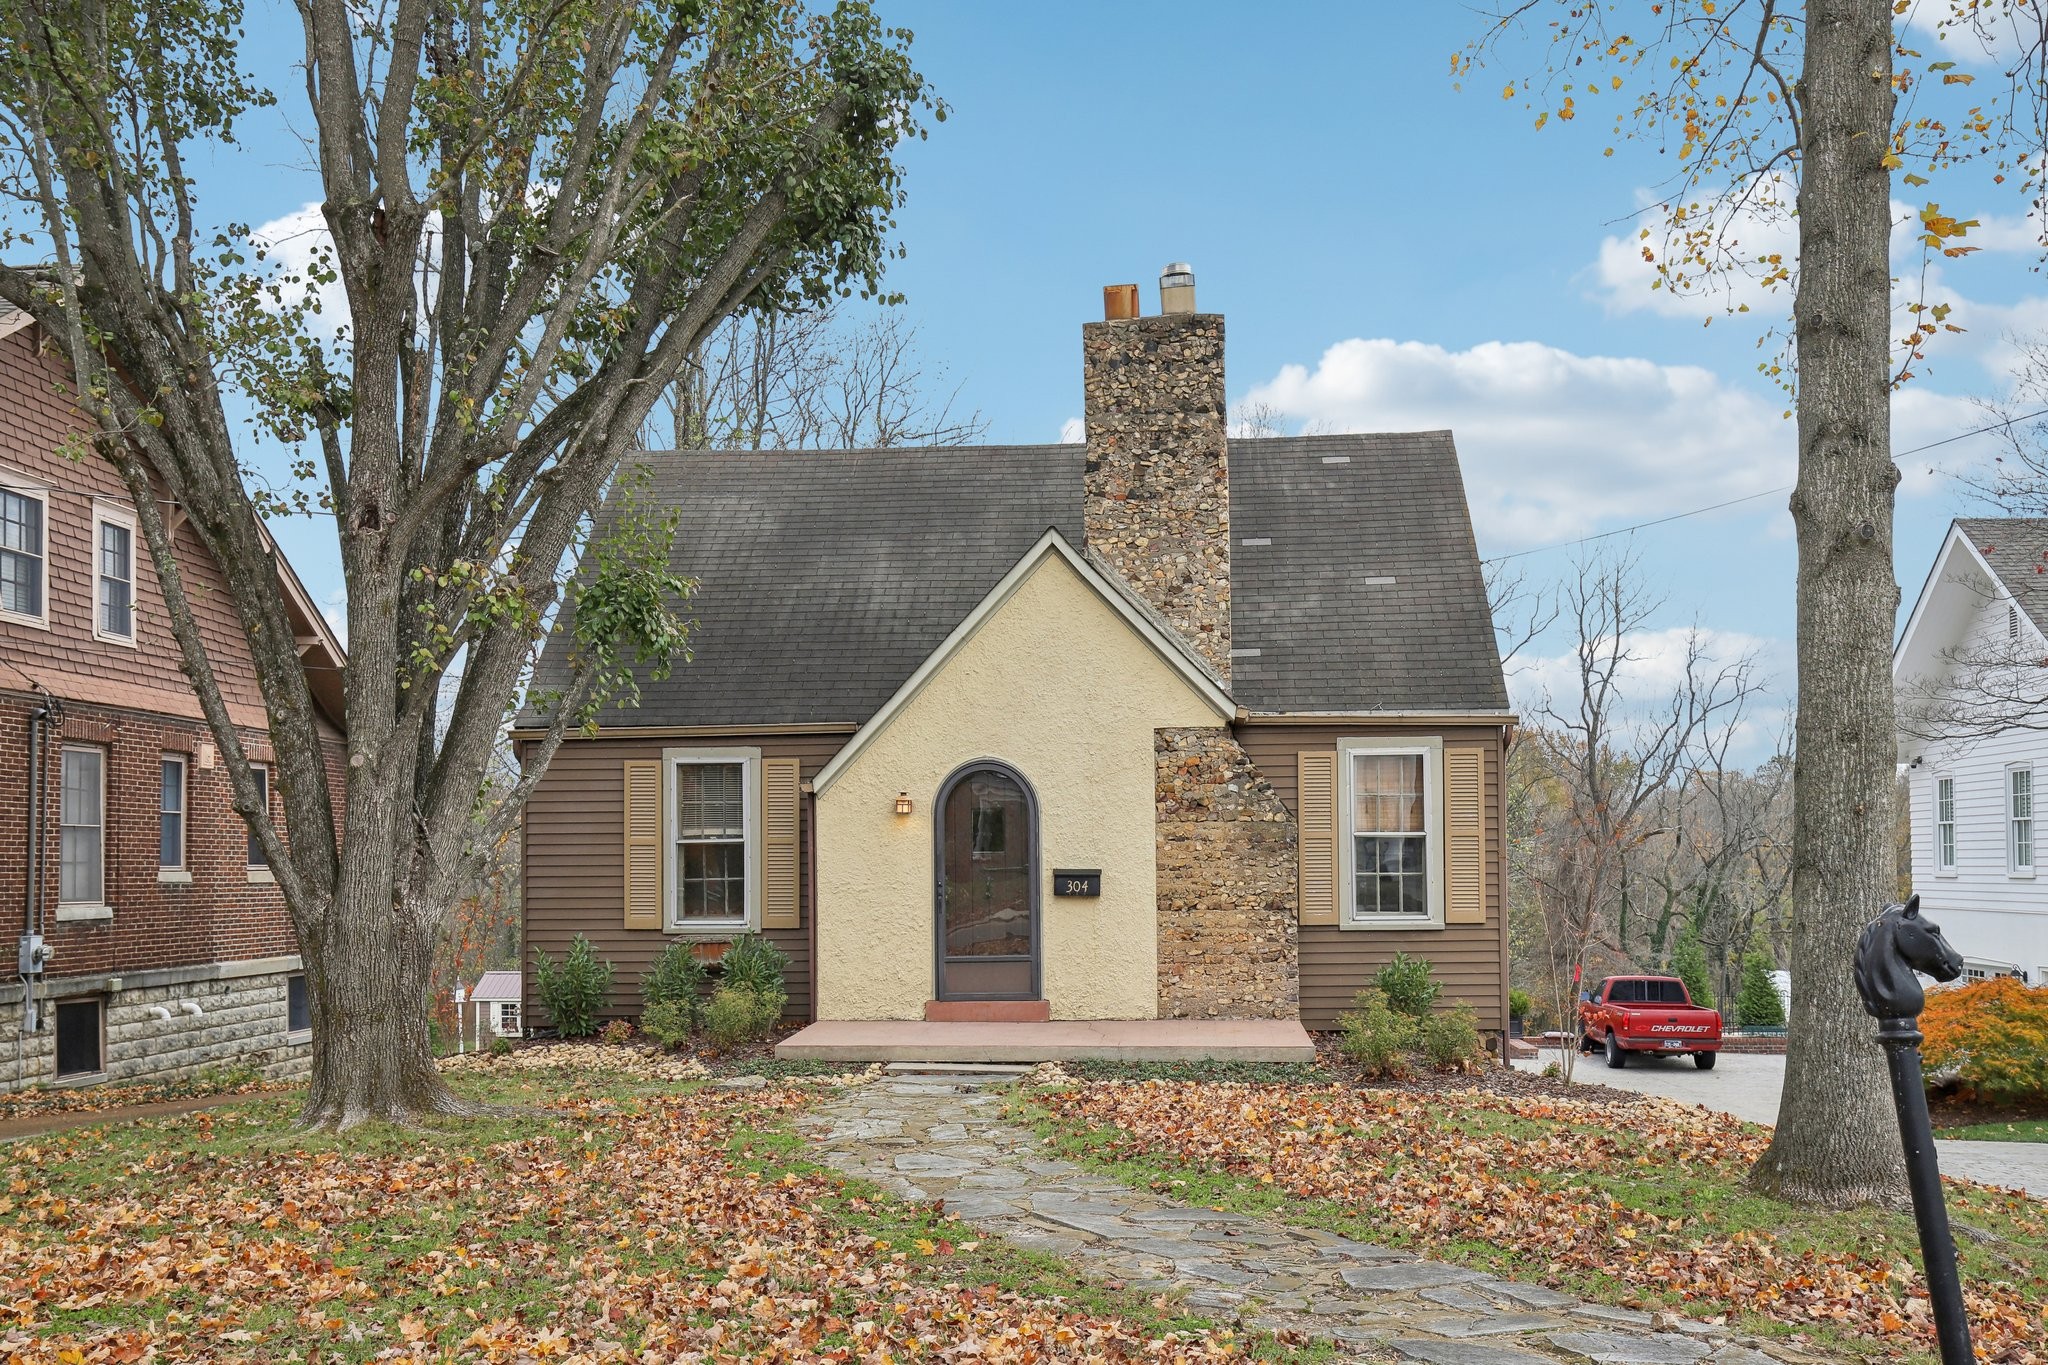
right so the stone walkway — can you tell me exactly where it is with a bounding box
[797,1067,1814,1365]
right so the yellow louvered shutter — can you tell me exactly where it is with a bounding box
[622,759,663,930]
[1445,747,1486,925]
[761,757,801,930]
[1297,751,1339,925]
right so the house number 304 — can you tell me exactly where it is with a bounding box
[1052,869,1101,897]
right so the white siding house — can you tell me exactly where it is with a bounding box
[1895,519,2048,985]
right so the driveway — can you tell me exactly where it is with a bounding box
[1513,1047,2048,1200]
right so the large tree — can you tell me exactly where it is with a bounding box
[0,0,934,1127]
[1466,0,2048,1206]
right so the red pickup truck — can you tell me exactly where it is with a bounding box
[1579,975,1723,1070]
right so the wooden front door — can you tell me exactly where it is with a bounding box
[935,763,1039,1001]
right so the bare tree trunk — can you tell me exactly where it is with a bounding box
[1751,0,1908,1207]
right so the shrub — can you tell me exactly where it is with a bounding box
[1735,950,1786,1028]
[643,940,709,1024]
[641,998,695,1048]
[1669,925,1716,1010]
[1422,1004,1484,1070]
[599,1018,635,1046]
[1375,952,1441,1019]
[488,1034,513,1057]
[531,935,614,1038]
[718,934,790,997]
[1508,987,1534,1021]
[701,986,787,1050]
[1338,987,1417,1078]
[1923,977,2048,1104]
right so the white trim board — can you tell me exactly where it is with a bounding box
[810,528,1233,795]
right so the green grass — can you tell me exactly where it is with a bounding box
[1935,1118,2048,1142]
[1017,1088,2048,1365]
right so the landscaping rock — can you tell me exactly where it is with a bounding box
[1549,1329,1713,1363]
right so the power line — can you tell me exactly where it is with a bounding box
[1482,405,2048,565]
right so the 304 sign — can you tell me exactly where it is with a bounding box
[1052,869,1101,897]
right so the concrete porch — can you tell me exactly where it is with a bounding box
[774,1018,1317,1064]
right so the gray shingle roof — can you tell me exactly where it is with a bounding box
[1954,518,2048,638]
[522,433,1505,729]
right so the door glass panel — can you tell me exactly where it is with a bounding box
[939,768,1035,998]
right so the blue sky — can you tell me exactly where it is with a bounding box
[217,3,2048,743]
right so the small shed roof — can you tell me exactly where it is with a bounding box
[471,970,522,1001]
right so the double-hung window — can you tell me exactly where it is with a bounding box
[0,479,46,626]
[59,746,105,907]
[1934,776,1956,873]
[93,505,136,644]
[247,763,272,873]
[159,755,188,873]
[2010,766,2035,876]
[1340,739,1443,926]
[665,749,758,932]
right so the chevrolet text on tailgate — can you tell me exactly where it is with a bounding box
[1577,974,1724,1070]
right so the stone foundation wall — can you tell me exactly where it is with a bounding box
[0,956,309,1094]
[1155,728,1298,1018]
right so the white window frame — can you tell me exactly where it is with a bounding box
[0,470,49,630]
[57,744,109,918]
[2009,763,2035,878]
[1337,735,1445,930]
[246,763,274,882]
[494,1000,521,1036]
[661,746,761,935]
[158,753,189,880]
[91,502,137,646]
[1933,774,1957,875]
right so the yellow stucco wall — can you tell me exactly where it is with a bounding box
[814,550,1226,1020]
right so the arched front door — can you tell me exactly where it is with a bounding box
[934,762,1039,1001]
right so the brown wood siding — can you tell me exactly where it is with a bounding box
[521,731,848,1024]
[1235,722,1509,1031]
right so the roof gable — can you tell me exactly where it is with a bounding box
[1897,520,2048,689]
[811,530,1233,794]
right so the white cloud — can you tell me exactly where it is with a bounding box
[1241,335,1982,551]
[1059,416,1085,444]
[320,587,348,646]
[249,201,350,333]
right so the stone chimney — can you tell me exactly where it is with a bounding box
[1082,264,1230,677]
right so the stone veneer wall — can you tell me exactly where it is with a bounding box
[0,956,310,1093]
[1081,313,1231,677]
[1154,728,1298,1018]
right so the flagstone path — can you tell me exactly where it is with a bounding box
[796,1068,1822,1365]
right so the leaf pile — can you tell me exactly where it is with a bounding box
[0,1072,278,1122]
[0,1086,1251,1363]
[1035,1080,2048,1362]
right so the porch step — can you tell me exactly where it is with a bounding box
[776,1018,1318,1064]
[883,1062,1036,1076]
[923,999,1052,1023]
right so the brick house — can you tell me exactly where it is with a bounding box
[514,267,1512,1040]
[0,311,347,1091]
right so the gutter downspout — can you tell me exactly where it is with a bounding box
[21,693,61,1045]
[803,782,817,1024]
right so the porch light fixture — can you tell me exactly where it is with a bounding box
[894,791,914,816]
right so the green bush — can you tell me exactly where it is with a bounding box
[488,1034,513,1057]
[641,998,694,1048]
[643,940,709,1021]
[531,934,614,1037]
[1735,950,1786,1028]
[718,934,790,997]
[1670,925,1716,1010]
[1508,987,1534,1021]
[1375,952,1441,1019]
[1422,1004,1484,1069]
[701,986,787,1050]
[1338,987,1418,1078]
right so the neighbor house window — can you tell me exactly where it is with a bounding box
[54,999,102,1078]
[0,482,46,625]
[247,764,270,868]
[675,759,747,923]
[1935,776,1956,873]
[1341,740,1442,925]
[60,746,104,905]
[286,973,311,1034]
[2011,765,2035,875]
[496,1001,520,1035]
[92,505,136,643]
[159,755,187,870]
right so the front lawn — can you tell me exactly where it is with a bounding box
[1024,1075,2048,1364]
[1937,1118,2048,1143]
[0,1068,1284,1363]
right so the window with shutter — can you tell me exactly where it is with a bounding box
[1297,751,1339,925]
[1445,747,1486,924]
[621,760,663,929]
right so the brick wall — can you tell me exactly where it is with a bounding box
[1154,727,1299,1018]
[1081,313,1232,677]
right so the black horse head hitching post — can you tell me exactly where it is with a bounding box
[1852,893,1973,1365]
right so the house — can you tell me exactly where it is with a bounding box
[513,267,1513,1043]
[470,970,523,1039]
[1895,518,2048,985]
[0,310,347,1091]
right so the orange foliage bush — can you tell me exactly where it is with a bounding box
[1921,976,2048,1103]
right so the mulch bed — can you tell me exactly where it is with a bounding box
[1929,1089,2048,1131]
